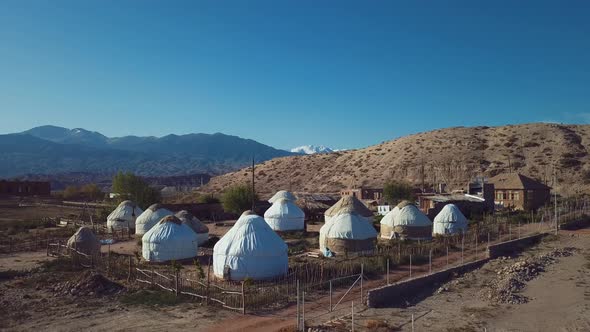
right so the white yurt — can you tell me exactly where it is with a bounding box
[142,215,200,262]
[106,200,143,232]
[135,204,174,236]
[264,198,305,232]
[433,204,468,236]
[268,190,297,203]
[320,196,374,252]
[379,205,401,239]
[213,211,288,281]
[391,201,433,240]
[67,227,101,256]
[175,210,209,245]
[320,212,378,256]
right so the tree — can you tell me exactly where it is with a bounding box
[196,193,220,204]
[221,184,258,214]
[383,180,415,205]
[80,183,103,201]
[112,171,161,209]
[63,185,80,200]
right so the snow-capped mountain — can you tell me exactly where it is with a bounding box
[290,145,334,154]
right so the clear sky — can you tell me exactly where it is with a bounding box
[1,1,589,150]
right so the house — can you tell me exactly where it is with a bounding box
[0,180,51,197]
[468,178,496,212]
[340,187,383,201]
[419,194,489,220]
[489,173,551,211]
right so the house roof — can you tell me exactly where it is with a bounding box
[489,173,551,190]
[420,194,484,203]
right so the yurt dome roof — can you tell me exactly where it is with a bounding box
[394,204,432,227]
[434,204,468,224]
[264,198,305,219]
[176,210,209,234]
[268,190,297,203]
[325,196,373,218]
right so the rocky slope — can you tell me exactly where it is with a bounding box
[206,123,590,195]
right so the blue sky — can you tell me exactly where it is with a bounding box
[1,1,589,150]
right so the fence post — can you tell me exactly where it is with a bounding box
[351,301,354,332]
[446,246,449,267]
[206,257,211,305]
[329,280,332,312]
[360,264,364,305]
[46,241,50,257]
[386,259,390,285]
[127,256,131,282]
[409,254,412,278]
[175,270,179,296]
[297,280,300,330]
[461,234,464,265]
[429,249,432,274]
[241,281,246,315]
[475,233,478,261]
[302,291,305,332]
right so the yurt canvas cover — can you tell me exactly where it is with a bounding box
[379,206,400,239]
[321,196,374,251]
[142,216,199,262]
[321,212,377,256]
[135,204,174,235]
[268,190,297,203]
[67,227,101,256]
[392,202,432,240]
[213,211,288,281]
[433,204,468,235]
[107,200,143,232]
[264,198,305,231]
[176,210,209,245]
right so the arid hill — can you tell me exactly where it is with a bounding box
[206,123,590,196]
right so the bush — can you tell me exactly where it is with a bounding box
[196,194,220,204]
[221,184,258,214]
[383,180,415,205]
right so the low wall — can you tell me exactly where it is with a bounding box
[367,232,548,308]
[367,259,489,308]
[560,219,590,231]
[487,233,546,259]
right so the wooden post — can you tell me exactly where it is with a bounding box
[302,291,305,331]
[296,280,300,329]
[127,256,132,282]
[409,254,412,278]
[329,280,332,312]
[175,270,179,296]
[429,249,432,274]
[351,301,354,332]
[206,256,211,305]
[360,264,364,305]
[461,234,464,265]
[241,281,246,315]
[475,233,478,260]
[386,259,390,285]
[446,246,449,267]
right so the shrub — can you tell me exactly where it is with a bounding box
[221,184,258,214]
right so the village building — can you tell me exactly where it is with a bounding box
[0,180,51,197]
[489,173,551,211]
[340,187,383,201]
[419,194,489,220]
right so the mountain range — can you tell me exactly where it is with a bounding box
[290,145,334,154]
[0,125,293,178]
[206,123,590,196]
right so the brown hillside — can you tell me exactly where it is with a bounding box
[205,123,590,196]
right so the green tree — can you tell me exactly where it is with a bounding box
[112,171,161,209]
[80,183,103,201]
[196,193,220,204]
[63,185,80,200]
[221,184,258,214]
[383,180,415,205]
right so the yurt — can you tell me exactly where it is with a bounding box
[142,215,200,262]
[176,210,209,245]
[320,212,378,256]
[433,204,468,235]
[379,206,401,239]
[268,190,297,203]
[106,200,143,232]
[67,227,101,256]
[320,196,374,252]
[264,198,305,232]
[391,201,432,240]
[135,204,174,236]
[213,211,288,281]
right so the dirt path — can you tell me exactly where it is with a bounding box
[318,231,590,332]
[0,250,55,272]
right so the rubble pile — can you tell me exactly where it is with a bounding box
[52,271,125,297]
[484,248,575,304]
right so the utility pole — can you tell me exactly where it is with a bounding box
[251,156,256,211]
[554,165,558,235]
